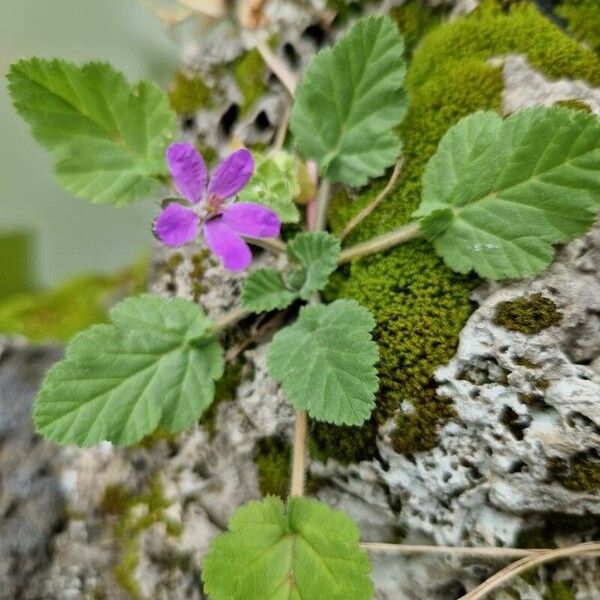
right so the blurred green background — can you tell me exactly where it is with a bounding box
[0,0,179,297]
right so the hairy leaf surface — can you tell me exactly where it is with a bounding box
[290,16,406,186]
[267,300,378,425]
[416,108,600,279]
[34,294,223,446]
[238,152,301,222]
[7,59,177,205]
[286,232,341,300]
[241,268,297,313]
[202,496,373,600]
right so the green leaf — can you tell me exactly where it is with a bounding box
[267,300,378,425]
[290,16,406,186]
[415,107,600,279]
[202,496,373,600]
[286,232,341,300]
[7,58,178,206]
[241,268,297,313]
[238,152,301,222]
[33,294,224,447]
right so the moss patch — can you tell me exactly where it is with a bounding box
[0,258,147,343]
[494,294,562,334]
[559,456,600,493]
[168,71,213,114]
[233,49,268,115]
[106,477,181,598]
[254,435,322,497]
[408,0,600,88]
[543,582,576,600]
[200,360,244,439]
[255,436,290,498]
[390,0,448,57]
[556,0,600,55]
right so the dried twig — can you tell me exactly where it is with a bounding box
[460,542,600,599]
[255,40,297,96]
[339,157,404,240]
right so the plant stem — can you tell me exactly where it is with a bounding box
[313,180,332,233]
[256,39,297,96]
[339,221,422,263]
[340,157,405,240]
[242,236,286,255]
[290,410,308,496]
[213,306,249,334]
[359,543,600,559]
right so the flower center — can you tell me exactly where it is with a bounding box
[206,193,225,216]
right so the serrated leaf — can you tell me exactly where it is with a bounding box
[33,294,224,447]
[202,496,373,600]
[267,299,378,425]
[241,268,297,313]
[7,58,177,206]
[238,152,301,222]
[286,232,341,300]
[290,16,407,186]
[415,107,600,279]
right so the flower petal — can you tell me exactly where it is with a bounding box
[166,142,208,204]
[154,203,199,247]
[204,218,252,272]
[208,148,254,199]
[221,203,281,238]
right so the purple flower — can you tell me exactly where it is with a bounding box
[154,142,281,272]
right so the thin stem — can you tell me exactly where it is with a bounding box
[340,158,405,240]
[242,236,286,254]
[339,221,422,263]
[213,306,249,334]
[256,40,297,96]
[313,180,332,233]
[290,410,307,496]
[273,103,290,152]
[460,542,600,600]
[360,543,600,559]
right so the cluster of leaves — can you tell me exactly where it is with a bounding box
[8,9,600,600]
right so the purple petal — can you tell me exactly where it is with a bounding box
[208,148,254,199]
[221,203,281,238]
[154,203,199,247]
[166,142,208,204]
[204,218,252,272]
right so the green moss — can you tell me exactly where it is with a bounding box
[255,436,290,497]
[408,0,600,88]
[310,421,378,465]
[168,71,213,114]
[100,484,133,516]
[554,98,593,112]
[0,258,147,343]
[390,0,447,56]
[254,435,322,497]
[494,294,562,334]
[233,49,267,115]
[543,581,576,600]
[559,457,600,492]
[109,476,181,598]
[514,356,539,369]
[200,360,244,439]
[557,0,600,55]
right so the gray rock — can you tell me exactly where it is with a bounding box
[0,338,65,600]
